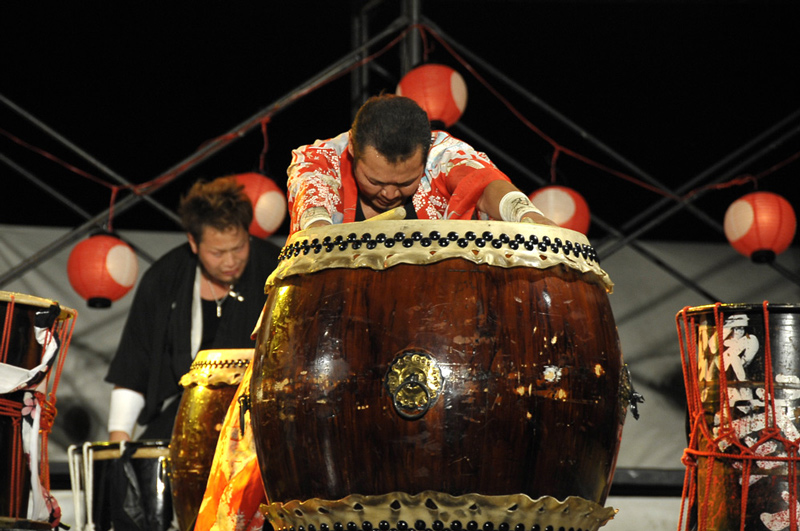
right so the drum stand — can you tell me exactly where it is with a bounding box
[66,440,176,531]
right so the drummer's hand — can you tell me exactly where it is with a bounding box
[521,211,559,227]
[307,220,332,229]
[109,430,131,442]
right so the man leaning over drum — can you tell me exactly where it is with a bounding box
[196,94,556,531]
[288,94,556,232]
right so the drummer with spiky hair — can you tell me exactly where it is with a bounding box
[287,94,556,233]
[105,177,281,443]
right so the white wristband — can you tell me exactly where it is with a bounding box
[300,207,333,230]
[499,191,543,222]
[108,387,145,436]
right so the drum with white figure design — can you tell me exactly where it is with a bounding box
[677,303,800,531]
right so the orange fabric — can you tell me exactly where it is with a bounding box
[195,364,266,531]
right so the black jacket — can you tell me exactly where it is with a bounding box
[105,237,280,437]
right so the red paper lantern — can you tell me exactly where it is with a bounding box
[396,64,468,127]
[67,234,138,308]
[724,191,796,263]
[230,173,287,239]
[528,185,591,234]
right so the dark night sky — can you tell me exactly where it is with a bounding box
[2,1,799,244]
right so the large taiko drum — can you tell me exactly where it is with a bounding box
[169,348,254,531]
[676,303,800,531]
[251,220,632,531]
[1,290,76,529]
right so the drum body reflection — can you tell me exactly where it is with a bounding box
[251,221,631,531]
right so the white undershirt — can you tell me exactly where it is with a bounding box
[107,266,204,436]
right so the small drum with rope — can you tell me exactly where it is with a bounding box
[0,290,77,530]
[169,348,253,531]
[676,302,800,531]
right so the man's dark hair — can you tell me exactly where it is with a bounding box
[351,94,432,165]
[178,177,253,243]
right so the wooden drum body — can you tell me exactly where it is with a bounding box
[677,303,800,531]
[252,221,630,531]
[169,348,253,531]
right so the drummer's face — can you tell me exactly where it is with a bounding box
[188,224,250,286]
[352,145,425,213]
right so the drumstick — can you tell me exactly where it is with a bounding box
[364,206,407,222]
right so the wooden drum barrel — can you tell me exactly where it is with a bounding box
[169,348,253,531]
[677,303,800,531]
[251,221,631,531]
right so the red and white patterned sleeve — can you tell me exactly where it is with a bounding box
[427,132,511,219]
[286,133,349,233]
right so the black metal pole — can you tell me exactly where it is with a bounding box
[0,153,159,265]
[598,120,800,258]
[454,122,720,302]
[420,15,796,262]
[0,15,410,287]
[597,107,800,252]
[0,93,182,226]
[401,0,422,74]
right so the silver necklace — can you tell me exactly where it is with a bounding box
[205,276,230,318]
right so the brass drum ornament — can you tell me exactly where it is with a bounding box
[251,220,630,531]
[385,349,443,420]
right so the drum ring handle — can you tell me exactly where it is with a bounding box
[384,349,443,421]
[392,377,433,420]
[620,364,644,421]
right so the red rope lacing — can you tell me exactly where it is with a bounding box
[38,307,76,493]
[1,295,77,517]
[0,397,25,517]
[676,302,800,531]
[1,295,14,364]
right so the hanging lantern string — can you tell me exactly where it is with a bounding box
[550,149,560,184]
[0,25,417,227]
[0,126,111,188]
[752,149,800,180]
[187,23,421,170]
[0,125,126,231]
[415,24,680,201]
[107,186,120,232]
[682,174,759,199]
[682,149,800,200]
[5,21,799,222]
[0,124,150,231]
[259,118,271,174]
[419,27,433,63]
